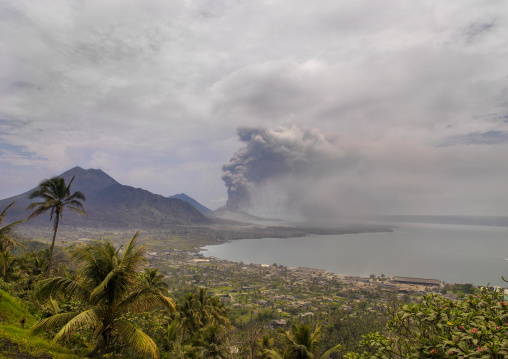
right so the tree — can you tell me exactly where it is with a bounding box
[171,287,230,339]
[264,323,341,359]
[0,250,17,281]
[0,201,26,253]
[27,176,87,273]
[0,201,26,281]
[345,289,508,359]
[141,268,170,295]
[166,288,231,358]
[193,287,230,328]
[29,231,175,359]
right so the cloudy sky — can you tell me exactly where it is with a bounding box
[1,0,508,219]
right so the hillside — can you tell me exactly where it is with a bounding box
[0,289,81,359]
[169,193,212,214]
[0,167,209,229]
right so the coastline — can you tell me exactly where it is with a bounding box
[198,223,508,287]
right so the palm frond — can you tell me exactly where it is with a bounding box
[28,188,54,200]
[29,311,80,336]
[115,319,160,359]
[0,211,26,251]
[0,219,26,234]
[89,266,123,304]
[119,231,146,269]
[35,276,88,301]
[52,309,99,342]
[0,202,15,221]
[263,348,285,359]
[87,233,146,304]
[118,287,175,313]
[71,243,97,265]
[26,205,52,219]
[66,190,86,202]
[65,176,75,193]
[66,206,88,216]
[320,344,342,359]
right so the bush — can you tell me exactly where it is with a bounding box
[346,288,508,358]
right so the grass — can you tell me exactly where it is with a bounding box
[0,289,35,327]
[0,290,82,359]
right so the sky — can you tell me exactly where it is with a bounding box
[1,0,508,219]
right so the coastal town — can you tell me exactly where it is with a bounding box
[144,247,475,327]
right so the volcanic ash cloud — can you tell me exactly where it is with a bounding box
[221,126,352,218]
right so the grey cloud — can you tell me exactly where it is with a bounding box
[9,81,41,90]
[436,130,508,147]
[462,21,495,43]
[222,126,354,211]
[222,125,508,220]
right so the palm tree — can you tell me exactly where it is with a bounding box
[198,324,231,359]
[0,201,26,252]
[0,251,17,280]
[193,287,230,328]
[166,287,231,358]
[264,323,341,359]
[141,268,170,295]
[27,176,87,273]
[172,287,230,338]
[29,231,175,359]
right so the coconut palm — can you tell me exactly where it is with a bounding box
[193,287,230,328]
[29,231,175,359]
[0,201,26,252]
[0,251,17,280]
[141,268,170,295]
[264,323,341,359]
[166,288,231,358]
[198,324,231,359]
[27,176,87,273]
[172,287,229,338]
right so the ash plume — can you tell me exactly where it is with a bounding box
[221,126,347,215]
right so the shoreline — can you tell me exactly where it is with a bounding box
[197,223,508,287]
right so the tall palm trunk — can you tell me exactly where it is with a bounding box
[47,212,60,274]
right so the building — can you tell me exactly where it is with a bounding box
[391,276,441,287]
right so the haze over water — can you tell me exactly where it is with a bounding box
[201,222,508,287]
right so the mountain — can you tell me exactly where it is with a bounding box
[169,193,212,214]
[0,166,208,229]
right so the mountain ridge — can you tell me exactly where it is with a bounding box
[0,166,209,229]
[169,193,212,214]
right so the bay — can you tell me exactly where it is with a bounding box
[200,222,508,286]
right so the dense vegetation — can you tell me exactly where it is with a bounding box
[0,175,506,358]
[346,289,508,358]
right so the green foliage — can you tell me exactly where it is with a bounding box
[346,288,508,358]
[0,290,80,359]
[165,288,231,358]
[265,323,341,359]
[27,176,87,273]
[0,326,81,359]
[141,268,170,295]
[0,289,35,327]
[322,310,385,354]
[30,232,174,359]
[0,202,26,254]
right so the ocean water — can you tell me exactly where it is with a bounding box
[200,222,508,286]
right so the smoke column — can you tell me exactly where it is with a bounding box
[221,126,341,212]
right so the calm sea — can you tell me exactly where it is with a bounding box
[200,222,508,286]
